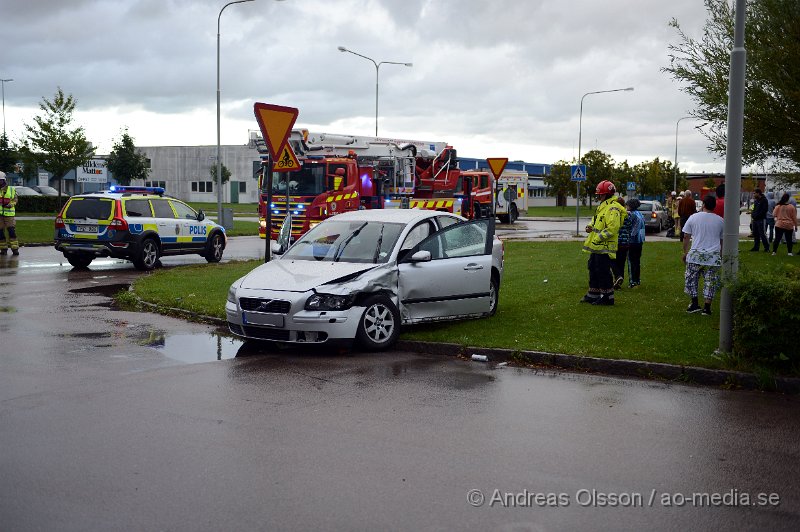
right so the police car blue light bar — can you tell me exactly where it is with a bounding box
[108,186,165,195]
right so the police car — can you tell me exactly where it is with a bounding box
[54,186,226,270]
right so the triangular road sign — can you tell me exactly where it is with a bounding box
[273,144,300,172]
[253,102,299,159]
[487,158,509,179]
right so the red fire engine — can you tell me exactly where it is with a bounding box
[255,129,494,240]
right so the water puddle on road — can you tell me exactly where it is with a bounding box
[151,332,245,363]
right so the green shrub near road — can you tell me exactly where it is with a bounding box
[15,195,69,214]
[126,240,798,373]
[730,265,800,373]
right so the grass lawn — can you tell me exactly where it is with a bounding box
[15,219,259,244]
[126,239,794,370]
[188,202,259,216]
[527,205,597,218]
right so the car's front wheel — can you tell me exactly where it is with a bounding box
[205,232,224,263]
[133,238,159,271]
[356,295,400,351]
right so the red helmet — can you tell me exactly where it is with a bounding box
[595,180,616,195]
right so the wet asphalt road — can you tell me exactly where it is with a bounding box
[1,241,799,531]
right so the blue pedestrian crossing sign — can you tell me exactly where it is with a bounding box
[627,181,636,191]
[570,165,587,182]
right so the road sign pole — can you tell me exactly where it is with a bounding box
[576,182,581,236]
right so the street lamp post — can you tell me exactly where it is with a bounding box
[217,0,255,227]
[674,116,693,193]
[1,78,13,140]
[337,46,412,137]
[576,87,634,234]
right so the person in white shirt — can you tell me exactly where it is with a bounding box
[681,195,725,315]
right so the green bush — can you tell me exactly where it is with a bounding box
[16,195,69,213]
[731,265,800,370]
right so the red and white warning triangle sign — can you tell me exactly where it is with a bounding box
[253,103,299,160]
[486,158,509,179]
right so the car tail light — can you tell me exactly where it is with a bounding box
[651,212,657,219]
[55,216,65,229]
[108,217,128,231]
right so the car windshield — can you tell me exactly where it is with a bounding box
[637,203,654,212]
[267,163,327,196]
[282,220,405,263]
[64,198,114,220]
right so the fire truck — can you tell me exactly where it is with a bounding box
[255,129,494,239]
[461,169,529,224]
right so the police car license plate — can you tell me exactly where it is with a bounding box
[75,225,98,233]
[242,312,284,327]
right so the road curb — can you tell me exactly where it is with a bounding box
[120,289,799,394]
[396,340,800,394]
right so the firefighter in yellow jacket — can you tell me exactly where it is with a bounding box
[580,180,625,305]
[0,171,20,255]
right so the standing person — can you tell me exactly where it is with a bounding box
[682,195,725,315]
[612,196,631,289]
[0,172,20,256]
[765,191,776,243]
[713,183,725,218]
[668,191,680,237]
[626,198,645,288]
[580,180,625,306]
[771,193,798,256]
[749,188,769,252]
[677,190,696,242]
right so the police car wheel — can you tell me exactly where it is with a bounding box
[205,233,224,263]
[489,273,500,316]
[134,238,159,271]
[65,252,93,269]
[356,295,400,352]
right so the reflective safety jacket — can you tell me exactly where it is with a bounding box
[0,185,17,217]
[583,196,625,257]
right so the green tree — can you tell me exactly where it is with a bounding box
[23,88,94,197]
[210,163,231,185]
[581,149,615,206]
[106,130,150,186]
[613,160,634,195]
[0,134,18,174]
[664,0,800,179]
[544,160,573,207]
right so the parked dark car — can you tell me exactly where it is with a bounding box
[637,200,669,233]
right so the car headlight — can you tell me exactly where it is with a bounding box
[227,286,237,304]
[305,293,355,311]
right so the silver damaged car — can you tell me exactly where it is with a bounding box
[226,209,504,350]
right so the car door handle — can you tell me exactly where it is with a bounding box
[464,263,484,271]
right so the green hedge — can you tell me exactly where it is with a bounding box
[731,265,800,371]
[15,195,69,214]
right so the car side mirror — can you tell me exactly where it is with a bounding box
[271,242,284,255]
[197,210,205,221]
[409,250,432,262]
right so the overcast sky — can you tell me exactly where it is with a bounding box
[2,0,738,174]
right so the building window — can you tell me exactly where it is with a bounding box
[145,180,165,189]
[192,181,214,193]
[239,181,247,193]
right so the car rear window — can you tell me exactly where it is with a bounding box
[637,203,653,212]
[124,199,152,217]
[64,198,113,220]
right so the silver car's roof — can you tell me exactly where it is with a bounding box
[326,208,465,224]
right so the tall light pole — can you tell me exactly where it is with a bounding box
[719,0,747,353]
[1,78,12,140]
[673,116,693,192]
[337,46,412,137]
[217,0,256,226]
[576,87,634,234]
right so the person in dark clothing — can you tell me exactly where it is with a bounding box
[612,197,631,289]
[749,188,770,252]
[677,190,696,242]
